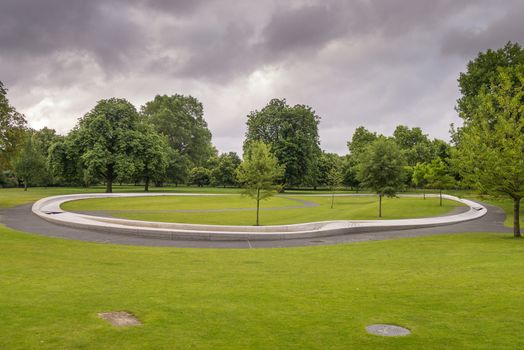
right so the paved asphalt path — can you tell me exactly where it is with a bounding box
[0,202,512,249]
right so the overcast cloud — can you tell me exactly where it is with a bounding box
[1,0,523,154]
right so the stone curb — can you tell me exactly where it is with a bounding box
[32,193,487,241]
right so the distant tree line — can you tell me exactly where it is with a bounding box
[2,42,524,234]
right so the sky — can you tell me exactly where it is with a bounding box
[1,0,523,155]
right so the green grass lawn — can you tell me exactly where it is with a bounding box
[1,225,523,349]
[62,195,464,226]
[1,187,524,349]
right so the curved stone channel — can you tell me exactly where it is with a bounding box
[30,193,488,241]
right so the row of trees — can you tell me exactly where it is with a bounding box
[1,42,523,234]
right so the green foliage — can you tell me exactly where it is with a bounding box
[135,124,169,191]
[0,81,27,170]
[14,137,47,190]
[393,125,434,166]
[236,141,284,225]
[424,158,455,206]
[189,167,211,187]
[309,152,342,189]
[412,162,429,196]
[210,152,241,187]
[457,42,524,124]
[73,98,143,192]
[356,137,406,216]
[141,94,214,167]
[244,98,321,187]
[452,64,524,236]
[347,126,377,157]
[326,164,343,208]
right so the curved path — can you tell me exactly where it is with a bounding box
[0,193,511,248]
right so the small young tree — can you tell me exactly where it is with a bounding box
[356,137,406,217]
[412,162,429,199]
[425,158,455,206]
[236,141,284,226]
[14,137,46,191]
[326,166,343,208]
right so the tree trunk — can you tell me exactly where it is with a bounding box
[24,181,28,191]
[144,177,150,192]
[439,188,442,206]
[513,197,521,238]
[106,165,113,193]
[378,194,382,217]
[331,192,335,209]
[256,188,260,226]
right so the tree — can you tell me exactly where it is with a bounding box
[136,124,169,191]
[166,149,190,186]
[412,162,429,199]
[326,165,343,208]
[73,98,142,193]
[309,152,342,189]
[424,158,454,206]
[393,125,433,166]
[0,81,27,170]
[210,152,241,187]
[356,137,406,217]
[347,126,377,157]
[14,137,46,190]
[236,141,284,226]
[457,42,524,124]
[48,135,85,186]
[141,94,214,167]
[452,64,524,237]
[189,167,210,187]
[244,98,321,188]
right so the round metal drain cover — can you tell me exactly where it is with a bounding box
[366,324,411,337]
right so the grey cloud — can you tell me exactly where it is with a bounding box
[1,0,523,155]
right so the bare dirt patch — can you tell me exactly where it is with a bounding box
[98,311,141,327]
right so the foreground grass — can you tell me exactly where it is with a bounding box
[62,195,463,225]
[0,225,523,349]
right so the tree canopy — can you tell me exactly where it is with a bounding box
[141,94,214,168]
[0,81,27,170]
[356,137,406,217]
[244,98,321,187]
[453,64,524,237]
[73,98,143,193]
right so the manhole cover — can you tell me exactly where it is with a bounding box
[366,324,411,336]
[98,311,141,327]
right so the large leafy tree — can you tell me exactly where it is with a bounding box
[210,152,241,187]
[457,42,524,124]
[141,94,214,167]
[452,65,524,237]
[356,137,406,217]
[14,136,46,191]
[393,125,433,166]
[244,98,321,188]
[347,126,377,157]
[0,81,27,170]
[73,98,142,193]
[136,124,169,191]
[236,141,284,226]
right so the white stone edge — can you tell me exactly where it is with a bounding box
[31,193,486,241]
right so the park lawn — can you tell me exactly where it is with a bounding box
[62,195,464,226]
[0,225,523,349]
